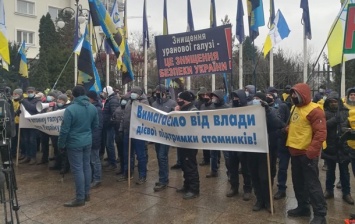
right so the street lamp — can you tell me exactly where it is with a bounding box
[56,0,89,86]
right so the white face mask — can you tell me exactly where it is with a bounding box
[273,93,278,98]
[245,91,250,97]
[131,93,138,100]
[252,99,261,105]
[319,88,325,93]
[212,98,218,103]
[121,100,127,105]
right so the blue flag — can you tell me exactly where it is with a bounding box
[247,0,265,41]
[143,0,149,48]
[187,0,194,31]
[122,41,135,85]
[300,0,312,39]
[236,0,245,44]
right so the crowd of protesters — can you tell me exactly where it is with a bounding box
[12,82,355,224]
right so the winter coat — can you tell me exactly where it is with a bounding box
[152,97,177,113]
[58,96,99,149]
[120,94,149,133]
[22,96,39,115]
[211,90,229,109]
[92,100,103,150]
[102,94,120,128]
[245,85,255,105]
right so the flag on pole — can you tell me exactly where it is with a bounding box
[343,3,355,54]
[264,9,290,57]
[247,0,265,41]
[210,0,216,28]
[300,0,312,40]
[77,25,102,93]
[122,42,135,85]
[74,36,84,55]
[143,0,149,48]
[187,0,195,31]
[269,0,276,27]
[328,0,355,66]
[18,41,28,78]
[236,0,245,44]
[89,0,122,64]
[0,0,10,71]
[105,0,123,54]
[163,0,168,35]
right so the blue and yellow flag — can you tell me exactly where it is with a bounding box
[236,0,245,44]
[77,25,102,93]
[0,0,9,70]
[163,0,168,35]
[187,0,195,31]
[18,41,28,78]
[143,0,149,48]
[122,42,134,85]
[89,0,122,60]
[247,0,265,41]
[210,0,216,28]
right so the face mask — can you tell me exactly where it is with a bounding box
[121,100,127,106]
[266,97,274,104]
[12,95,19,100]
[273,93,278,98]
[156,93,161,99]
[57,103,63,107]
[212,98,218,103]
[202,98,210,103]
[319,88,325,93]
[177,101,185,106]
[252,99,261,105]
[291,97,300,105]
[232,100,239,107]
[28,93,34,98]
[47,96,53,102]
[131,93,138,100]
[245,91,250,97]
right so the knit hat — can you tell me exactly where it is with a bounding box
[87,90,98,101]
[178,91,193,102]
[131,86,143,95]
[155,84,167,93]
[47,91,58,99]
[72,85,86,97]
[103,86,114,96]
[58,94,68,102]
[26,86,35,92]
[13,88,23,96]
[66,90,72,96]
[285,85,291,89]
[254,92,266,101]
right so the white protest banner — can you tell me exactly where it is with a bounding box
[19,105,64,136]
[130,102,269,153]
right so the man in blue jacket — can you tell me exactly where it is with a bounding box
[58,86,99,207]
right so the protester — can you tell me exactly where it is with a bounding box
[117,86,148,184]
[313,85,326,103]
[11,88,23,159]
[152,84,176,191]
[19,87,40,165]
[175,91,200,199]
[58,85,98,207]
[245,85,256,105]
[322,91,353,205]
[286,83,327,224]
[226,90,252,201]
[87,91,103,189]
[101,86,120,172]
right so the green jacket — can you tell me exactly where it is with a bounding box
[58,95,98,149]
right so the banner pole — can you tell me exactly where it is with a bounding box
[267,151,274,215]
[16,127,21,167]
[128,137,131,188]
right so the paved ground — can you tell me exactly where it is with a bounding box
[1,144,355,224]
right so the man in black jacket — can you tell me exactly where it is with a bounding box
[19,87,39,165]
[101,86,120,171]
[175,91,199,199]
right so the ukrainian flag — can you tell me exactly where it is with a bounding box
[264,9,290,57]
[0,0,9,70]
[18,41,28,78]
[247,0,265,41]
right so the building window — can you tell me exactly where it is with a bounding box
[48,6,62,20]
[17,0,35,15]
[17,30,35,45]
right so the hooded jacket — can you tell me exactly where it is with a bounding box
[230,89,248,107]
[286,83,327,159]
[152,96,177,113]
[58,96,99,149]
[102,93,120,127]
[322,91,349,162]
[344,87,355,110]
[210,90,229,109]
[245,85,255,105]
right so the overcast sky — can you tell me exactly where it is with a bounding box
[125,0,344,62]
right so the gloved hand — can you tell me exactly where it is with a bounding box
[15,109,21,116]
[49,102,56,107]
[260,100,270,111]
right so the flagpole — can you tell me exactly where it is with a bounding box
[239,43,243,89]
[74,54,78,86]
[144,41,148,93]
[106,54,110,86]
[212,75,215,91]
[303,32,307,83]
[270,48,274,86]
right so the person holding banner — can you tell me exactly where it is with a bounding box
[206,90,230,178]
[286,83,327,224]
[11,88,23,159]
[175,91,200,199]
[226,89,252,201]
[248,92,284,212]
[117,86,149,184]
[58,85,99,207]
[152,84,177,192]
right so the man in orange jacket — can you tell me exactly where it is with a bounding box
[286,83,327,224]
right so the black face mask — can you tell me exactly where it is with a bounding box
[202,98,209,103]
[177,101,185,106]
[121,105,126,109]
[291,97,299,105]
[285,89,290,94]
[232,100,239,107]
[266,97,274,104]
